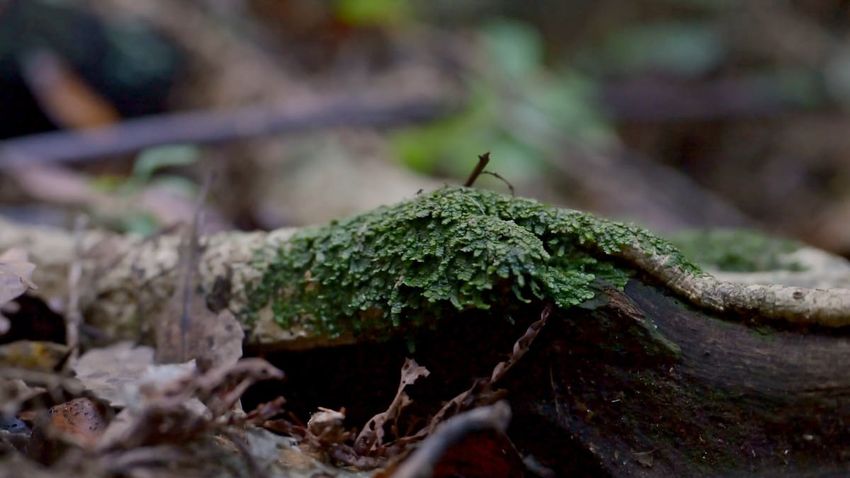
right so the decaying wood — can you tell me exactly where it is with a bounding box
[499,281,850,475]
[4,215,850,348]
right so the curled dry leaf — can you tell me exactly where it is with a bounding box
[355,358,430,454]
[307,407,349,446]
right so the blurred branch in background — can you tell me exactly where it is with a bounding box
[0,96,455,167]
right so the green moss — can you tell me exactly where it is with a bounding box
[247,187,698,338]
[669,229,805,273]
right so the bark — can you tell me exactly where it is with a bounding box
[502,281,850,476]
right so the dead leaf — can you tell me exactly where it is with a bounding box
[72,342,156,408]
[156,303,244,370]
[28,397,110,461]
[307,407,349,446]
[0,378,43,416]
[96,358,282,451]
[155,187,243,369]
[0,248,37,307]
[0,341,69,372]
[72,342,211,416]
[355,358,430,454]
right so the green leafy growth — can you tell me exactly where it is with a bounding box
[670,229,806,273]
[247,187,697,338]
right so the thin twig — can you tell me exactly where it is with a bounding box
[463,152,490,187]
[65,214,88,362]
[179,173,213,362]
[479,171,515,196]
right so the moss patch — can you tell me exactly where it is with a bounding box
[670,229,805,273]
[247,187,698,339]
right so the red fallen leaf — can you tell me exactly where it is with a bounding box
[41,397,110,447]
[431,429,524,478]
[28,397,111,464]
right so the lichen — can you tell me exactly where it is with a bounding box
[247,186,698,339]
[669,229,805,273]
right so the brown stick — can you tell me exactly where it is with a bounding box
[463,152,490,187]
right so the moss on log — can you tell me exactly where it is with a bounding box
[246,187,693,341]
[3,187,850,349]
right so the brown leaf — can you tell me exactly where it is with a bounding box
[156,300,244,370]
[155,187,243,369]
[307,407,350,446]
[355,358,429,454]
[29,397,110,459]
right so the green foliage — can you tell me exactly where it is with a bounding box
[391,19,613,183]
[90,145,199,235]
[248,187,697,339]
[670,229,805,272]
[334,0,410,26]
[580,22,725,77]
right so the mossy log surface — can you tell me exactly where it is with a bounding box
[3,187,850,475]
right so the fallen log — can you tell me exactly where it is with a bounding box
[3,187,850,475]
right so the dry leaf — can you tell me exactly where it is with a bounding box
[73,342,207,412]
[355,358,430,453]
[28,397,110,460]
[0,378,43,416]
[0,248,37,307]
[307,407,349,446]
[156,208,243,369]
[156,300,244,370]
[0,341,69,372]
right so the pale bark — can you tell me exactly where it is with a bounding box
[3,216,850,350]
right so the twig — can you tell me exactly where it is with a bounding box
[65,214,88,361]
[178,173,213,362]
[463,152,490,187]
[479,171,515,196]
[219,428,269,478]
[0,97,453,167]
[409,304,552,443]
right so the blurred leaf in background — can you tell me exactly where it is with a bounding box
[580,21,725,77]
[391,19,614,185]
[334,0,410,26]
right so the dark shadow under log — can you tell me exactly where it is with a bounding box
[244,275,850,476]
[505,279,850,477]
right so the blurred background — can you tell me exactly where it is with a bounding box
[2,0,850,254]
